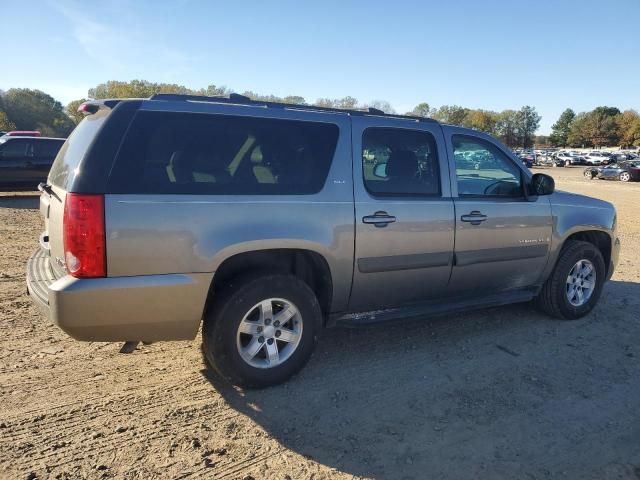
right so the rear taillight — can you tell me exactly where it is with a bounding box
[63,194,106,278]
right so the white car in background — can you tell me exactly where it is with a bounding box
[583,152,610,165]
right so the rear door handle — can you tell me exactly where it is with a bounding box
[460,211,487,225]
[362,211,396,227]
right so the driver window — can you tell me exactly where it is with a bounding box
[453,135,522,197]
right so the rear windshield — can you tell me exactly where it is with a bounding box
[107,111,339,195]
[48,110,109,189]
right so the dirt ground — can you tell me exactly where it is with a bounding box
[1,167,639,480]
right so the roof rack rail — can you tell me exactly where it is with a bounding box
[148,93,438,124]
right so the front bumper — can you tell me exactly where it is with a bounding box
[26,248,213,342]
[609,236,621,280]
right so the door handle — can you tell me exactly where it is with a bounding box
[362,211,396,227]
[460,211,487,225]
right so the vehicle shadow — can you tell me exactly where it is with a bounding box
[201,280,640,479]
[0,194,39,209]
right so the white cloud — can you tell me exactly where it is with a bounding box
[51,0,198,80]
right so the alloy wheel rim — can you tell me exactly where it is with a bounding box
[236,298,303,369]
[566,259,596,307]
[621,172,630,181]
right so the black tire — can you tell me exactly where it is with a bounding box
[202,274,322,388]
[535,240,605,320]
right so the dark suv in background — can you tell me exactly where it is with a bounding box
[0,136,65,190]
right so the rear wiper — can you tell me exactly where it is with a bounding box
[38,182,61,201]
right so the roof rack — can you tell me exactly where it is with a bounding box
[148,93,438,124]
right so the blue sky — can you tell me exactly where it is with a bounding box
[2,0,639,134]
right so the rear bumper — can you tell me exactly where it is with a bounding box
[26,249,213,342]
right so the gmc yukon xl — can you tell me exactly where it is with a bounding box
[26,94,620,387]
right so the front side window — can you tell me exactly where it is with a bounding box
[362,127,440,196]
[453,135,523,197]
[109,111,339,195]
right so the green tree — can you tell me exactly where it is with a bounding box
[616,110,640,147]
[549,108,575,146]
[2,88,74,137]
[282,96,307,105]
[432,105,468,125]
[585,106,620,147]
[463,109,498,135]
[0,109,16,131]
[409,102,432,118]
[494,110,519,147]
[88,80,196,99]
[567,113,591,147]
[66,98,88,125]
[515,106,541,148]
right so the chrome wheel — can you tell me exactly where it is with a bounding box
[584,170,593,179]
[620,172,630,182]
[236,298,303,369]
[566,259,596,307]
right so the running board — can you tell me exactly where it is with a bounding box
[330,288,538,327]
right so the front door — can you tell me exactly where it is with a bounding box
[446,132,552,294]
[348,118,455,311]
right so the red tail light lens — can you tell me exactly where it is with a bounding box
[63,194,106,278]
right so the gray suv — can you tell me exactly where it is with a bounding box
[26,94,620,387]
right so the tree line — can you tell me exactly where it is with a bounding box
[548,107,640,148]
[1,79,637,149]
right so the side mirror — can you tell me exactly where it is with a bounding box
[373,163,387,178]
[531,173,555,196]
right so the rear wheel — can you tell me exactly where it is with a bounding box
[619,171,631,182]
[584,170,594,180]
[203,274,322,388]
[535,240,605,320]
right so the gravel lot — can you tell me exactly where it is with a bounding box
[1,167,639,480]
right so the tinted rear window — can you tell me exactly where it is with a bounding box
[107,111,339,195]
[48,111,109,188]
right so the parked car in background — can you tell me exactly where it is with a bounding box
[1,130,42,138]
[584,160,640,182]
[518,152,535,168]
[583,152,610,165]
[0,136,65,190]
[554,152,585,167]
[26,94,619,387]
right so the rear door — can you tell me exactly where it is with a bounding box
[349,117,454,311]
[446,130,552,294]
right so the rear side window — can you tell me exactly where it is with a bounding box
[362,127,440,196]
[108,111,339,195]
[49,110,109,188]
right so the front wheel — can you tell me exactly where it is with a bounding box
[584,170,594,180]
[203,274,322,388]
[565,160,571,167]
[535,240,605,320]
[619,172,631,182]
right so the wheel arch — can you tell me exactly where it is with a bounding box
[204,247,335,322]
